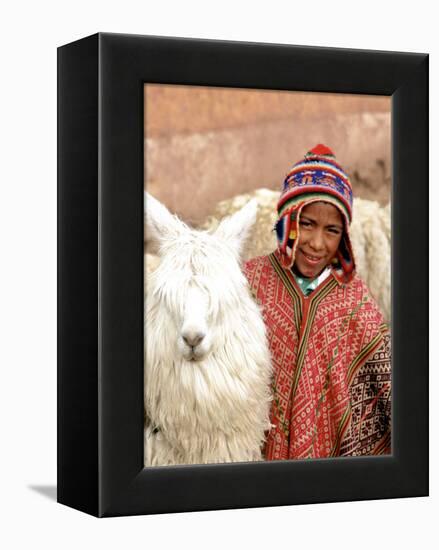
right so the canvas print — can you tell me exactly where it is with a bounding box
[144,85,391,466]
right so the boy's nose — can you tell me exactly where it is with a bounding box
[309,230,324,250]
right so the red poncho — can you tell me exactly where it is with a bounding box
[244,251,391,460]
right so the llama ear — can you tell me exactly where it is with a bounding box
[214,199,258,257]
[144,191,186,249]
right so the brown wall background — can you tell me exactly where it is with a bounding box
[144,85,391,225]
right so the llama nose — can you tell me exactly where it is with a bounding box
[182,331,205,347]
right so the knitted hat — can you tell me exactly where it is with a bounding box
[275,144,355,283]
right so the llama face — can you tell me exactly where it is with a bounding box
[145,192,257,364]
[149,235,239,362]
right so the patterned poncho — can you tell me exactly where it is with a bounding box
[244,251,391,460]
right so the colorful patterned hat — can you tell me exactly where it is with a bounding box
[275,144,356,283]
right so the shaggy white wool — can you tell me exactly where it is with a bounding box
[349,197,391,322]
[144,192,272,466]
[145,253,161,280]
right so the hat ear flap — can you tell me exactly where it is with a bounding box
[275,204,304,269]
[275,212,292,254]
[333,230,356,283]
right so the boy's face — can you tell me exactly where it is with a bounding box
[294,201,343,279]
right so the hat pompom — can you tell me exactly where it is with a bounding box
[306,144,335,157]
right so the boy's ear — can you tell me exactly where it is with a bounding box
[214,199,258,258]
[144,191,187,250]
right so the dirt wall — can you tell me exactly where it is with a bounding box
[145,85,391,225]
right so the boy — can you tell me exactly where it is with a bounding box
[244,144,391,459]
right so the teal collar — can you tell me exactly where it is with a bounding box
[291,267,331,296]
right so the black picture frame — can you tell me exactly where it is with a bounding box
[57,32,428,517]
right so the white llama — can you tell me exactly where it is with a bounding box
[144,192,272,466]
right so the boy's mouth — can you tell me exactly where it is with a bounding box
[302,251,325,265]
